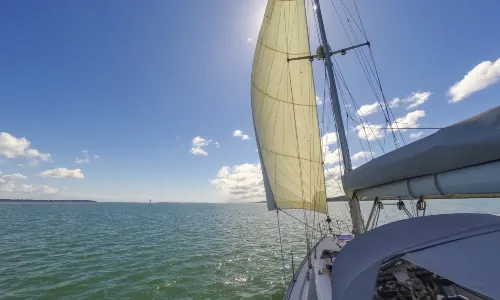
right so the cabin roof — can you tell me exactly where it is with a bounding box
[331,213,500,300]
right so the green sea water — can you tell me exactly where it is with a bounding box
[1,200,500,299]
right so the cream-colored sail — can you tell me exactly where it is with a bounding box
[251,0,327,213]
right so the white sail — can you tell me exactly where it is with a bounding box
[252,0,327,213]
[343,105,500,200]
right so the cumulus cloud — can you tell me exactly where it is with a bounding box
[0,171,28,192]
[403,92,431,109]
[17,183,34,193]
[448,58,500,103]
[210,161,350,200]
[409,131,424,139]
[0,181,15,192]
[321,132,341,165]
[321,132,337,149]
[247,37,253,44]
[324,165,344,197]
[190,147,208,156]
[351,151,374,161]
[15,183,60,194]
[316,95,323,105]
[356,124,384,141]
[0,132,51,163]
[357,97,401,117]
[324,147,342,165]
[210,163,265,201]
[391,110,426,132]
[389,98,400,108]
[189,136,218,156]
[38,168,84,179]
[356,102,379,117]
[233,130,251,140]
[37,184,60,194]
[2,173,27,181]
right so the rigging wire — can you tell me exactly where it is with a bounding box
[329,0,404,150]
[276,211,287,287]
[278,209,322,233]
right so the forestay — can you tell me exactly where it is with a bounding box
[343,105,500,200]
[252,0,327,213]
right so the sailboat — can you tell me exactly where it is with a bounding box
[251,0,500,299]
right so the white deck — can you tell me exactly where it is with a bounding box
[284,235,350,300]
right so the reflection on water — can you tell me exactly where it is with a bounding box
[0,200,499,299]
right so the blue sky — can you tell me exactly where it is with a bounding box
[0,0,499,202]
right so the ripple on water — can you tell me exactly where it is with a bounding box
[2,200,498,299]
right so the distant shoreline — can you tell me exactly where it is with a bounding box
[0,199,97,203]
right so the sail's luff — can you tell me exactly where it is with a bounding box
[252,0,327,213]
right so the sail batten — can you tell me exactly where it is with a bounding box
[252,0,327,213]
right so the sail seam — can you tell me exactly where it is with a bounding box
[252,84,317,107]
[260,146,322,164]
[256,39,310,56]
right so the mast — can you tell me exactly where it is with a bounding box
[312,0,364,234]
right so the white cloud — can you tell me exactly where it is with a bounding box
[15,183,60,194]
[233,130,251,140]
[189,136,218,155]
[192,136,210,147]
[389,98,400,108]
[0,132,51,162]
[75,150,98,164]
[321,132,337,147]
[316,95,323,105]
[356,98,400,116]
[324,148,342,165]
[17,183,34,193]
[351,151,374,161]
[324,165,344,197]
[356,124,384,141]
[37,184,60,194]
[17,164,24,168]
[448,58,500,103]
[38,168,84,179]
[409,131,424,139]
[403,92,431,109]
[28,160,39,168]
[247,37,253,44]
[190,147,208,156]
[75,157,90,164]
[391,110,426,132]
[0,132,29,159]
[26,149,51,161]
[75,150,90,164]
[356,102,379,116]
[0,181,15,192]
[2,173,27,181]
[210,163,265,201]
[321,132,339,164]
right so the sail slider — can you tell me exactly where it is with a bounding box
[287,41,370,62]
